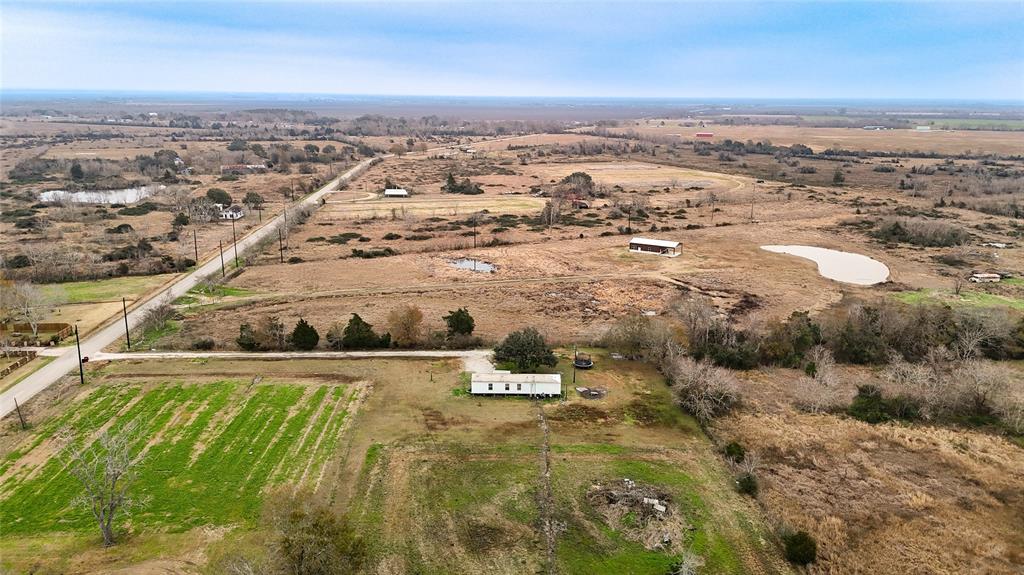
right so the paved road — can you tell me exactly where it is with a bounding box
[0,158,377,419]
[89,350,496,373]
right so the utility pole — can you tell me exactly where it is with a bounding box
[192,228,199,262]
[231,218,239,267]
[122,297,131,350]
[278,228,284,263]
[74,325,84,385]
[572,344,578,386]
[219,240,225,277]
[258,205,262,223]
[472,218,477,248]
[750,181,756,221]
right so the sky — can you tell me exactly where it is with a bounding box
[1,1,1022,100]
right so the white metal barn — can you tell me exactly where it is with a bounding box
[629,237,680,257]
[471,373,562,397]
[383,188,409,198]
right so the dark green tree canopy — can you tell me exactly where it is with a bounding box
[289,318,320,351]
[493,327,557,372]
[443,307,475,336]
[206,188,232,206]
[340,314,390,349]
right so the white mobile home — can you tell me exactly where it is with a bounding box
[629,237,680,257]
[383,188,409,198]
[471,373,562,397]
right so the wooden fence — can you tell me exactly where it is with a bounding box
[0,350,37,378]
[0,323,73,346]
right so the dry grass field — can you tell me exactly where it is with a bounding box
[713,364,1024,575]
[605,122,1024,156]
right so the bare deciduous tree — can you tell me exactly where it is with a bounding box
[386,304,424,348]
[59,422,145,546]
[665,356,739,423]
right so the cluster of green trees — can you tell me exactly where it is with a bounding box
[236,307,480,352]
[441,173,483,195]
[237,317,319,351]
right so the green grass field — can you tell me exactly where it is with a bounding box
[893,288,1024,311]
[41,274,175,304]
[0,379,351,536]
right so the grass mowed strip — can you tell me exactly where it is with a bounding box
[41,273,176,304]
[350,442,544,573]
[0,379,351,535]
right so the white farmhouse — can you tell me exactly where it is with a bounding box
[470,372,562,397]
[383,188,409,198]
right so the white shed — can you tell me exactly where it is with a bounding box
[470,373,562,397]
[384,188,409,198]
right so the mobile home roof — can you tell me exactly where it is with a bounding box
[630,237,680,249]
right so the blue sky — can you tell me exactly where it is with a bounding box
[2,1,1022,100]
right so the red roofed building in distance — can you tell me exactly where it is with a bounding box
[695,132,714,138]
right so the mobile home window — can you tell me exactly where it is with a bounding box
[487,383,493,391]
[517,383,522,391]
[505,383,510,391]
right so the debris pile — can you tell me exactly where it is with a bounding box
[586,478,690,551]
[575,386,608,399]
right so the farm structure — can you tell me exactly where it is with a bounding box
[383,188,409,198]
[470,372,562,397]
[695,132,714,138]
[219,164,267,175]
[218,205,245,220]
[629,237,681,257]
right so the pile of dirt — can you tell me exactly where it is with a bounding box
[586,478,690,552]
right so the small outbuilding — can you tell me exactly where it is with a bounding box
[384,188,409,198]
[629,237,680,257]
[219,205,245,220]
[470,373,562,397]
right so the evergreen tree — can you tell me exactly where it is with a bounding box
[289,318,320,350]
[443,307,475,336]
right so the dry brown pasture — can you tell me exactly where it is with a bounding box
[605,122,1024,156]
[162,148,1023,350]
[715,367,1024,574]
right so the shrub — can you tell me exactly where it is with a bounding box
[723,441,746,462]
[493,327,557,372]
[783,531,817,565]
[382,232,402,240]
[736,473,758,496]
[665,357,739,423]
[350,247,397,259]
[105,223,135,234]
[443,307,475,336]
[328,314,390,349]
[869,217,970,247]
[847,384,920,423]
[263,488,366,575]
[172,212,190,227]
[237,323,258,351]
[191,338,215,350]
[117,202,159,216]
[289,318,320,350]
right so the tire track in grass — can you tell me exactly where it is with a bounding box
[536,402,558,575]
[272,385,333,484]
[250,385,327,487]
[306,386,357,491]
